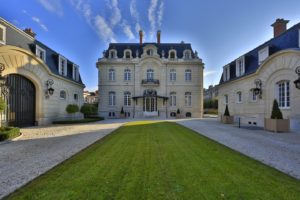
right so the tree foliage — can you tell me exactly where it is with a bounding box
[66,104,79,114]
[80,104,97,118]
[204,99,218,109]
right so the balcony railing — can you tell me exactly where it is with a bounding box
[141,79,160,86]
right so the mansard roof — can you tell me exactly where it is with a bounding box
[219,21,300,85]
[104,42,196,59]
[0,17,83,84]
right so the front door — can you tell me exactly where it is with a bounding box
[4,74,36,127]
[144,97,158,117]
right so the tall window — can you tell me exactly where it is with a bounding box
[184,51,191,59]
[109,91,116,106]
[109,69,115,81]
[109,50,117,58]
[236,57,245,77]
[170,92,176,106]
[223,65,230,81]
[125,51,131,59]
[224,94,228,104]
[124,91,131,106]
[147,49,153,56]
[277,81,290,108]
[36,45,46,62]
[250,89,258,102]
[60,90,66,99]
[59,56,67,76]
[0,24,6,45]
[169,50,176,59]
[185,92,192,107]
[185,69,192,81]
[170,69,176,81]
[258,46,269,64]
[72,65,79,81]
[236,91,242,103]
[147,69,154,80]
[124,69,131,81]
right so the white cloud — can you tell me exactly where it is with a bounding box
[32,17,49,32]
[37,0,64,16]
[130,0,142,34]
[122,21,135,40]
[94,15,116,43]
[157,0,164,28]
[204,70,218,77]
[107,0,121,27]
[148,0,158,39]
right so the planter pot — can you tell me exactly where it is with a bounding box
[221,115,234,124]
[264,118,290,132]
[120,113,125,118]
[176,114,181,119]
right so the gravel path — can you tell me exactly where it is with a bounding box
[0,119,128,199]
[176,118,300,180]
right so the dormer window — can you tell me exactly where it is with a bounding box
[169,50,177,59]
[36,45,46,62]
[235,56,245,77]
[109,49,117,59]
[223,65,230,81]
[147,49,154,56]
[72,64,79,81]
[124,50,131,59]
[183,50,191,59]
[59,55,67,76]
[0,24,6,45]
[258,46,269,64]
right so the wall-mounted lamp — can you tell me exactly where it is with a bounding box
[45,79,54,98]
[0,63,9,97]
[294,66,300,89]
[253,79,262,98]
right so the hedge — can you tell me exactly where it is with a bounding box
[52,117,104,124]
[0,127,21,141]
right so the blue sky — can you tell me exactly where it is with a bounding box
[1,0,300,90]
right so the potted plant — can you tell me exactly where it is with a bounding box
[264,99,290,132]
[66,104,79,120]
[176,109,181,118]
[120,107,125,118]
[221,105,234,124]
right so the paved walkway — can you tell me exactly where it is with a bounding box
[0,119,128,199]
[176,118,300,180]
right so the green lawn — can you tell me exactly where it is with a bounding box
[5,121,300,200]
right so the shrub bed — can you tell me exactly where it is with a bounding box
[52,117,104,124]
[0,127,21,141]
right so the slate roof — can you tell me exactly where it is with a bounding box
[219,22,300,85]
[0,17,83,85]
[104,42,196,59]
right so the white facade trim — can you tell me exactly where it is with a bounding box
[258,46,269,65]
[0,23,6,45]
[235,56,245,77]
[35,45,46,62]
[58,55,67,76]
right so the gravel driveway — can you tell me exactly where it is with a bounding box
[0,119,127,199]
[176,118,300,180]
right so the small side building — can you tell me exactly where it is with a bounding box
[0,17,85,127]
[218,19,300,131]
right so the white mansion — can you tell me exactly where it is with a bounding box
[97,31,204,118]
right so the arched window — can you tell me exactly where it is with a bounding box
[183,50,191,59]
[224,94,229,104]
[124,50,131,59]
[109,91,116,106]
[109,69,115,81]
[185,69,192,81]
[109,50,117,59]
[124,69,131,81]
[277,80,290,108]
[60,90,66,99]
[170,92,176,106]
[147,69,154,80]
[236,91,242,103]
[186,112,192,117]
[170,69,176,81]
[147,49,153,56]
[169,51,176,59]
[124,91,131,106]
[185,92,192,107]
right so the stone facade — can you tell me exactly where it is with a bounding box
[97,37,204,119]
[0,18,84,126]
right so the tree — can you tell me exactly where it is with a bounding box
[66,104,79,114]
[271,99,283,119]
[80,104,97,118]
[224,105,230,116]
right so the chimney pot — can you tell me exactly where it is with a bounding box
[271,18,289,38]
[24,28,36,38]
[139,30,143,46]
[157,30,161,44]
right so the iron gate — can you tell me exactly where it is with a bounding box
[4,74,36,127]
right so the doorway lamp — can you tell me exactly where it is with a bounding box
[253,79,262,98]
[46,79,54,97]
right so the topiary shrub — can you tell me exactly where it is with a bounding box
[271,99,283,119]
[177,109,180,114]
[120,107,124,114]
[66,104,79,114]
[0,127,20,141]
[224,105,230,116]
[80,104,97,118]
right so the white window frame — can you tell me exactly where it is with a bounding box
[124,91,131,106]
[60,90,66,100]
[109,91,116,106]
[236,91,242,103]
[185,69,192,81]
[109,49,117,59]
[108,68,115,81]
[124,50,132,59]
[250,89,258,102]
[147,49,154,56]
[36,45,46,62]
[185,92,192,107]
[170,69,176,81]
[258,46,269,65]
[224,94,229,105]
[183,50,191,59]
[147,69,154,80]
[169,50,177,59]
[235,56,245,77]
[223,65,230,81]
[0,24,6,45]
[124,69,131,81]
[58,55,67,76]
[277,81,290,109]
[72,64,79,81]
[170,92,176,106]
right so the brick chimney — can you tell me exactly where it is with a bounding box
[24,28,36,38]
[139,30,143,46]
[157,30,161,44]
[271,18,289,38]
